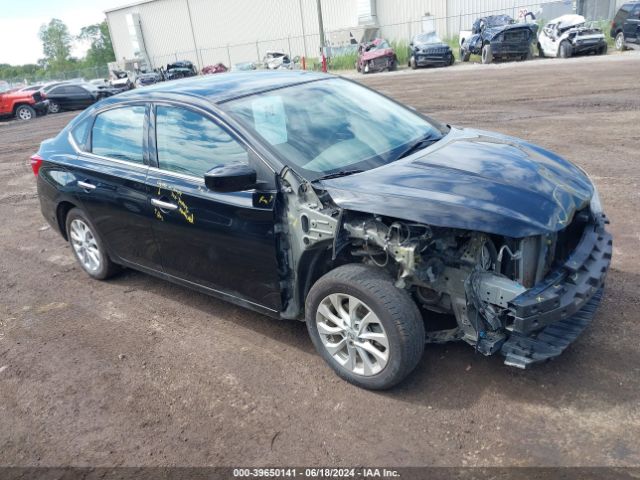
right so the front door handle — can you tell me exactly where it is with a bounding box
[77,180,96,190]
[151,198,178,211]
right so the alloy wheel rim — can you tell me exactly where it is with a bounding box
[616,34,623,49]
[18,108,32,120]
[316,293,389,376]
[49,103,59,113]
[69,219,101,272]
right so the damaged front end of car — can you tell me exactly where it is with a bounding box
[275,128,612,369]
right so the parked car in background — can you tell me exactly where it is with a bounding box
[110,70,134,90]
[263,51,293,70]
[538,15,607,58]
[202,63,228,75]
[45,83,108,113]
[233,62,257,71]
[164,61,198,80]
[611,1,640,50]
[408,32,455,68]
[356,38,397,73]
[135,71,163,87]
[33,71,612,389]
[0,84,48,120]
[460,15,538,63]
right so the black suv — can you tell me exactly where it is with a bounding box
[33,71,611,390]
[611,2,640,50]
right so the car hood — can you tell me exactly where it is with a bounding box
[361,48,394,61]
[486,23,537,40]
[415,42,450,51]
[320,128,593,238]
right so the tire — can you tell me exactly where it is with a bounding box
[65,208,120,280]
[526,44,534,60]
[15,105,35,121]
[410,55,417,69]
[559,41,572,59]
[615,32,625,51]
[461,48,471,62]
[48,101,60,114]
[481,43,493,64]
[449,53,455,66]
[388,56,397,71]
[305,264,425,390]
[600,43,608,55]
[538,43,545,58]
[363,62,370,74]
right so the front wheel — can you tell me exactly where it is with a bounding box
[615,32,625,51]
[66,208,120,280]
[559,41,572,58]
[48,101,60,114]
[481,44,493,64]
[600,43,608,55]
[461,48,471,62]
[410,55,417,69]
[305,264,425,390]
[15,105,35,121]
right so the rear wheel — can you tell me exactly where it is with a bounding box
[615,32,625,51]
[15,105,35,121]
[65,208,120,280]
[305,264,425,390]
[481,43,493,64]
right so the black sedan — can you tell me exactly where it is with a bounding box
[33,71,611,390]
[45,83,113,114]
[408,32,455,68]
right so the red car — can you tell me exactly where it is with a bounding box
[202,63,228,75]
[0,85,49,121]
[356,38,397,74]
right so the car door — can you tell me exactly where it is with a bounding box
[66,85,95,109]
[144,103,282,311]
[624,4,640,43]
[72,103,161,270]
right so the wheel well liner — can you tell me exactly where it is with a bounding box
[56,201,77,240]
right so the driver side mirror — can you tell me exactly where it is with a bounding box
[204,163,257,192]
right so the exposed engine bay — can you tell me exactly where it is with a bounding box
[277,166,605,360]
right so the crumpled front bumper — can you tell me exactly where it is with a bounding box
[500,213,612,367]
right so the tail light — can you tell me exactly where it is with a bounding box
[30,154,43,176]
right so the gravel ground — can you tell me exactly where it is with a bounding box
[0,53,639,468]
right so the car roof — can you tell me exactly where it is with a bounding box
[116,70,329,104]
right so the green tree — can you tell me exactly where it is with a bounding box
[38,18,72,72]
[78,21,115,67]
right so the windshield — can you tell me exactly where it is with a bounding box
[486,15,514,27]
[414,32,442,44]
[226,78,446,180]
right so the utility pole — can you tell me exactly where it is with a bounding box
[316,0,327,72]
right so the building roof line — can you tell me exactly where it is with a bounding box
[104,0,159,14]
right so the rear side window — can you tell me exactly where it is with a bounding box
[71,118,91,150]
[155,105,248,178]
[91,106,146,163]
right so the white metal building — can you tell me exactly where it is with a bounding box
[105,0,576,70]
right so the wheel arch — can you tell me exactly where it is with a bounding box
[56,200,79,240]
[12,102,32,115]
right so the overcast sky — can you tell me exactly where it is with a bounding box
[0,0,131,65]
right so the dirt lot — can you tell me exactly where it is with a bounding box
[1,53,639,468]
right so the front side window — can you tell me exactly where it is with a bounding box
[226,78,446,180]
[91,105,145,163]
[155,106,248,178]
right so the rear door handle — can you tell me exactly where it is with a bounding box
[151,198,178,211]
[77,180,96,190]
